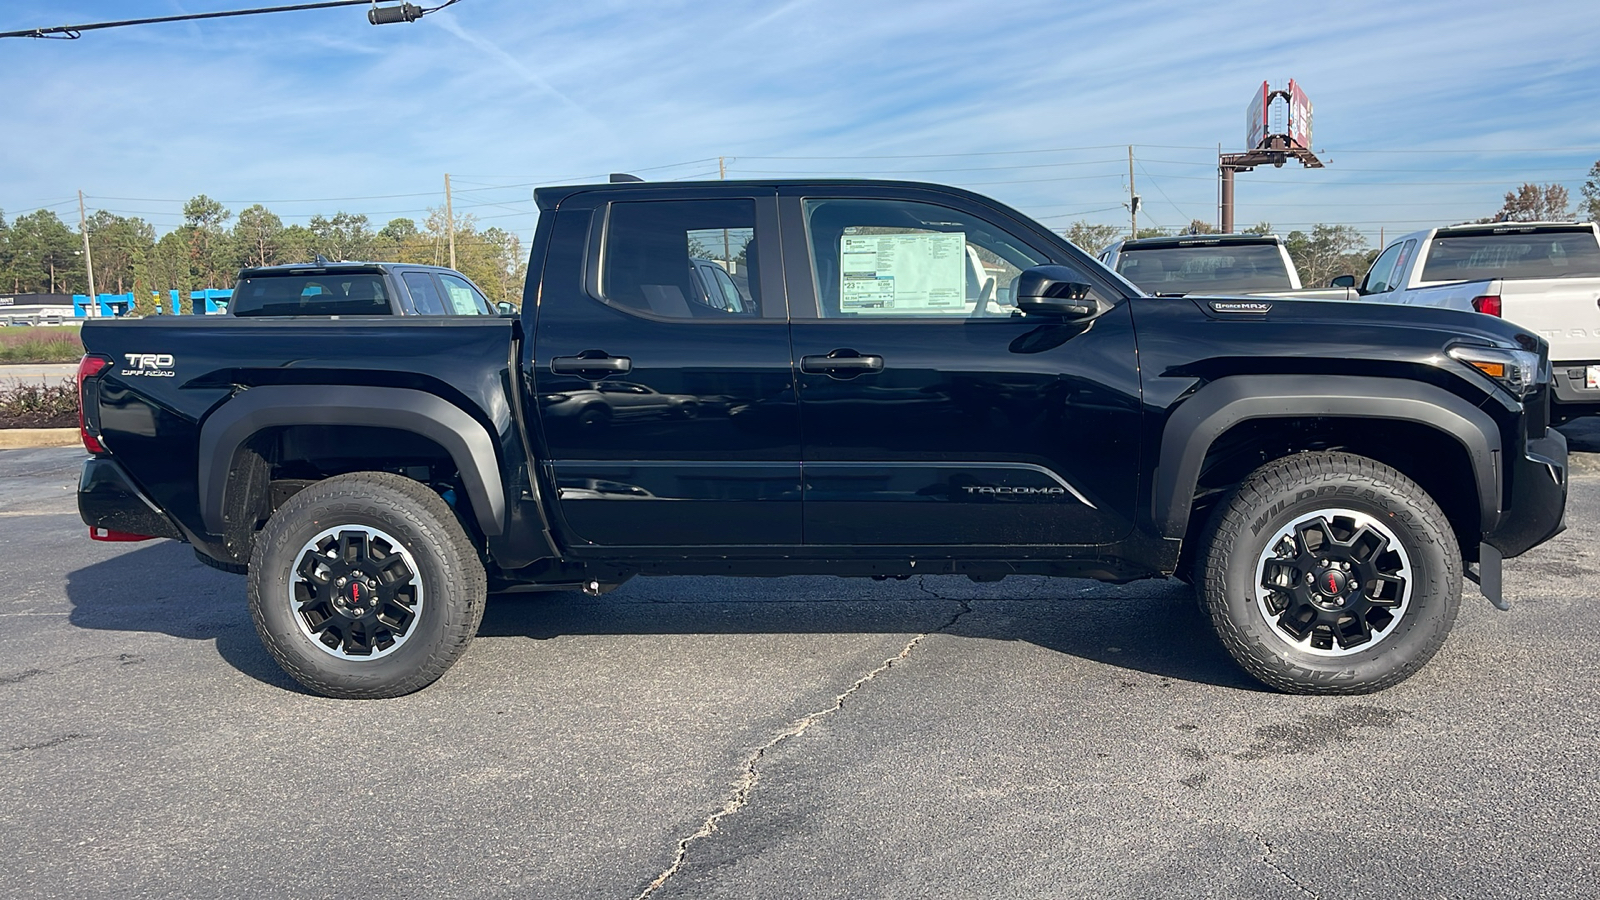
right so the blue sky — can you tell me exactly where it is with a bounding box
[3,0,1598,251]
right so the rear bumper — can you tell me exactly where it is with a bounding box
[1485,429,1567,559]
[78,457,184,541]
[1551,361,1600,414]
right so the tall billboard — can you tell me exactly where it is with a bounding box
[1245,81,1269,149]
[1245,81,1314,150]
[1287,79,1313,149]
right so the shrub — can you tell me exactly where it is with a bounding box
[0,381,79,428]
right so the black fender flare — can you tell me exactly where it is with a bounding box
[197,385,505,537]
[1153,375,1501,540]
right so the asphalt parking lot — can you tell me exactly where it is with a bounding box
[4,431,1599,899]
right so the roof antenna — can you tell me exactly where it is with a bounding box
[314,254,330,265]
[609,173,644,183]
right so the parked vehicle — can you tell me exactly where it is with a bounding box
[77,178,1567,699]
[228,261,497,317]
[1097,233,1358,300]
[1339,222,1600,422]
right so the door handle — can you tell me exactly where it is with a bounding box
[550,353,632,376]
[800,350,884,376]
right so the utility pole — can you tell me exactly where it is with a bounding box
[78,190,98,316]
[444,173,457,270]
[1127,146,1139,239]
[719,157,731,266]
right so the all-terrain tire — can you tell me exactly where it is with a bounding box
[1197,452,1460,695]
[248,471,486,699]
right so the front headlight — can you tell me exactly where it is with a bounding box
[1447,343,1545,399]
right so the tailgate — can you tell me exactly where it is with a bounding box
[1499,278,1600,362]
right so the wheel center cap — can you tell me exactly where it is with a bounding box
[334,574,377,616]
[1315,568,1350,598]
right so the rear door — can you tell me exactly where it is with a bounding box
[779,186,1142,548]
[528,187,801,548]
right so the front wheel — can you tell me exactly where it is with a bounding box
[1197,452,1460,694]
[248,471,486,699]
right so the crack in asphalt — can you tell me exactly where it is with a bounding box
[1252,831,1320,899]
[632,585,974,900]
[0,667,48,686]
[5,732,88,753]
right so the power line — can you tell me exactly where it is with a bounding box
[0,1,438,40]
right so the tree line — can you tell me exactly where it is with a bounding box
[0,195,528,314]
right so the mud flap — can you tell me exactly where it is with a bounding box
[1466,542,1508,611]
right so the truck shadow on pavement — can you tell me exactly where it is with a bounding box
[63,539,304,693]
[64,542,1261,693]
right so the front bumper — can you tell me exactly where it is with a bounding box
[1485,428,1567,560]
[78,457,184,541]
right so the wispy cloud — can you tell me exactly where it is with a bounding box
[1,0,1596,243]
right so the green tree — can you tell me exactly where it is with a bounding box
[142,231,196,312]
[1243,222,1273,235]
[1184,219,1220,235]
[178,195,235,289]
[86,211,156,295]
[1490,183,1570,222]
[278,224,315,265]
[375,217,426,262]
[308,212,375,261]
[234,205,284,268]
[5,210,82,294]
[1581,160,1600,224]
[1285,224,1368,286]
[1062,220,1122,253]
[0,208,11,291]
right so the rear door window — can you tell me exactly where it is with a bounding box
[438,273,493,315]
[599,198,765,320]
[402,273,447,315]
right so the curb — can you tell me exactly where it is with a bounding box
[0,428,79,449]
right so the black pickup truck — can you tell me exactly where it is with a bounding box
[76,179,1568,699]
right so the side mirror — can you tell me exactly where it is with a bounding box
[496,301,519,317]
[1015,266,1100,319]
[1329,274,1357,288]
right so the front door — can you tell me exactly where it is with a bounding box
[530,188,801,548]
[780,189,1142,548]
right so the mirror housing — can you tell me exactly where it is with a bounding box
[1015,266,1099,319]
[496,301,519,317]
[1329,274,1356,288]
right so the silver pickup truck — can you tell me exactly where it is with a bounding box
[1349,222,1600,422]
[1097,233,1358,301]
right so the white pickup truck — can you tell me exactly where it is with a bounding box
[1349,222,1600,422]
[1097,233,1358,301]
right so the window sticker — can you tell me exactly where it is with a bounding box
[839,232,966,314]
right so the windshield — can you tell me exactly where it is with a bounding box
[1116,244,1293,294]
[1420,231,1600,281]
[231,272,391,316]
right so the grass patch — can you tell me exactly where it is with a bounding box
[0,327,85,364]
[0,381,78,428]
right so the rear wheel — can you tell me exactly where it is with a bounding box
[1198,452,1460,694]
[248,471,485,699]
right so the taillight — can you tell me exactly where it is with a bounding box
[77,354,111,454]
[1472,295,1502,317]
